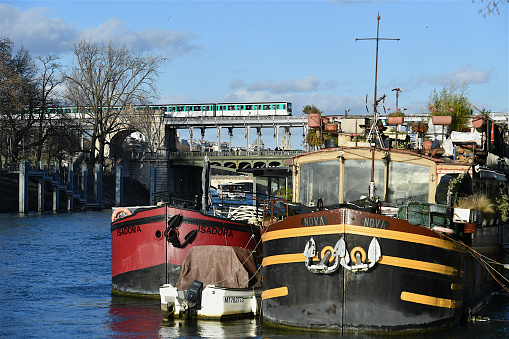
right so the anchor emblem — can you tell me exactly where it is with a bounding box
[303,236,382,274]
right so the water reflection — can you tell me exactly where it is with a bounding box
[159,318,259,338]
[107,296,163,337]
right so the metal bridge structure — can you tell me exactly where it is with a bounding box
[163,114,309,152]
[164,150,304,170]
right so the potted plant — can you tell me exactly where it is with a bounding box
[412,120,428,133]
[472,108,491,130]
[425,84,471,133]
[431,107,453,125]
[303,105,323,128]
[387,109,405,125]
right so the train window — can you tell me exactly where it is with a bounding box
[238,105,244,110]
[185,106,191,111]
[288,103,292,112]
[228,105,235,110]
[282,104,286,109]
[263,105,270,110]
[203,106,209,110]
[194,106,201,111]
[177,106,184,112]
[246,105,252,110]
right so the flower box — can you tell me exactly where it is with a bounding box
[387,116,404,125]
[432,115,452,125]
[324,123,338,132]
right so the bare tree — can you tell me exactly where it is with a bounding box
[33,54,64,163]
[474,0,507,17]
[63,39,163,168]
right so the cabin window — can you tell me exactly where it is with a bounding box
[344,160,384,202]
[387,162,429,204]
[299,160,340,207]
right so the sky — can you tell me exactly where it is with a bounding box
[1,0,508,149]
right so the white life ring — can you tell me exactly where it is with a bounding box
[112,208,132,222]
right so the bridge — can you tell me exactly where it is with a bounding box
[162,149,304,170]
[163,114,308,151]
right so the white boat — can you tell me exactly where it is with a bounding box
[159,283,258,319]
[159,245,260,319]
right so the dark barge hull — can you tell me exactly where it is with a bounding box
[261,207,502,333]
[111,205,260,297]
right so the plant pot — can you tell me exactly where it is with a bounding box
[308,113,321,128]
[432,115,452,125]
[322,117,330,124]
[324,139,338,148]
[324,122,338,133]
[423,140,432,150]
[463,223,477,234]
[387,116,404,125]
[472,117,486,129]
[412,122,428,133]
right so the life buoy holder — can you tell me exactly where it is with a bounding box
[112,208,132,222]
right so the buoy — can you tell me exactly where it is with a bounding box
[112,207,132,222]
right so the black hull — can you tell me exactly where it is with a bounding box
[261,208,502,333]
[112,263,181,297]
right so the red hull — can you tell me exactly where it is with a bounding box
[111,205,260,296]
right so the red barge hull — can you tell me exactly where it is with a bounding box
[111,205,260,297]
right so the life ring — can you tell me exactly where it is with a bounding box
[112,208,132,222]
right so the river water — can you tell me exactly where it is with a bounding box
[1,210,509,338]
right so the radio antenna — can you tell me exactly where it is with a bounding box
[356,13,399,200]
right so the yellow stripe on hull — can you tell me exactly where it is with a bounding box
[262,223,463,252]
[401,291,463,309]
[263,253,458,277]
[261,287,288,300]
[379,256,458,276]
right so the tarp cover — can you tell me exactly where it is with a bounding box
[176,245,258,290]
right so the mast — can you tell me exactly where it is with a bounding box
[356,13,399,199]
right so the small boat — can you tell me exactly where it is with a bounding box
[160,284,258,320]
[159,245,259,319]
[217,182,253,200]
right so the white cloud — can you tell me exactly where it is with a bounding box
[79,18,200,58]
[409,65,493,88]
[247,75,320,93]
[0,4,77,54]
[0,4,200,58]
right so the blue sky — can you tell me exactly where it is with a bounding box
[1,0,508,148]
